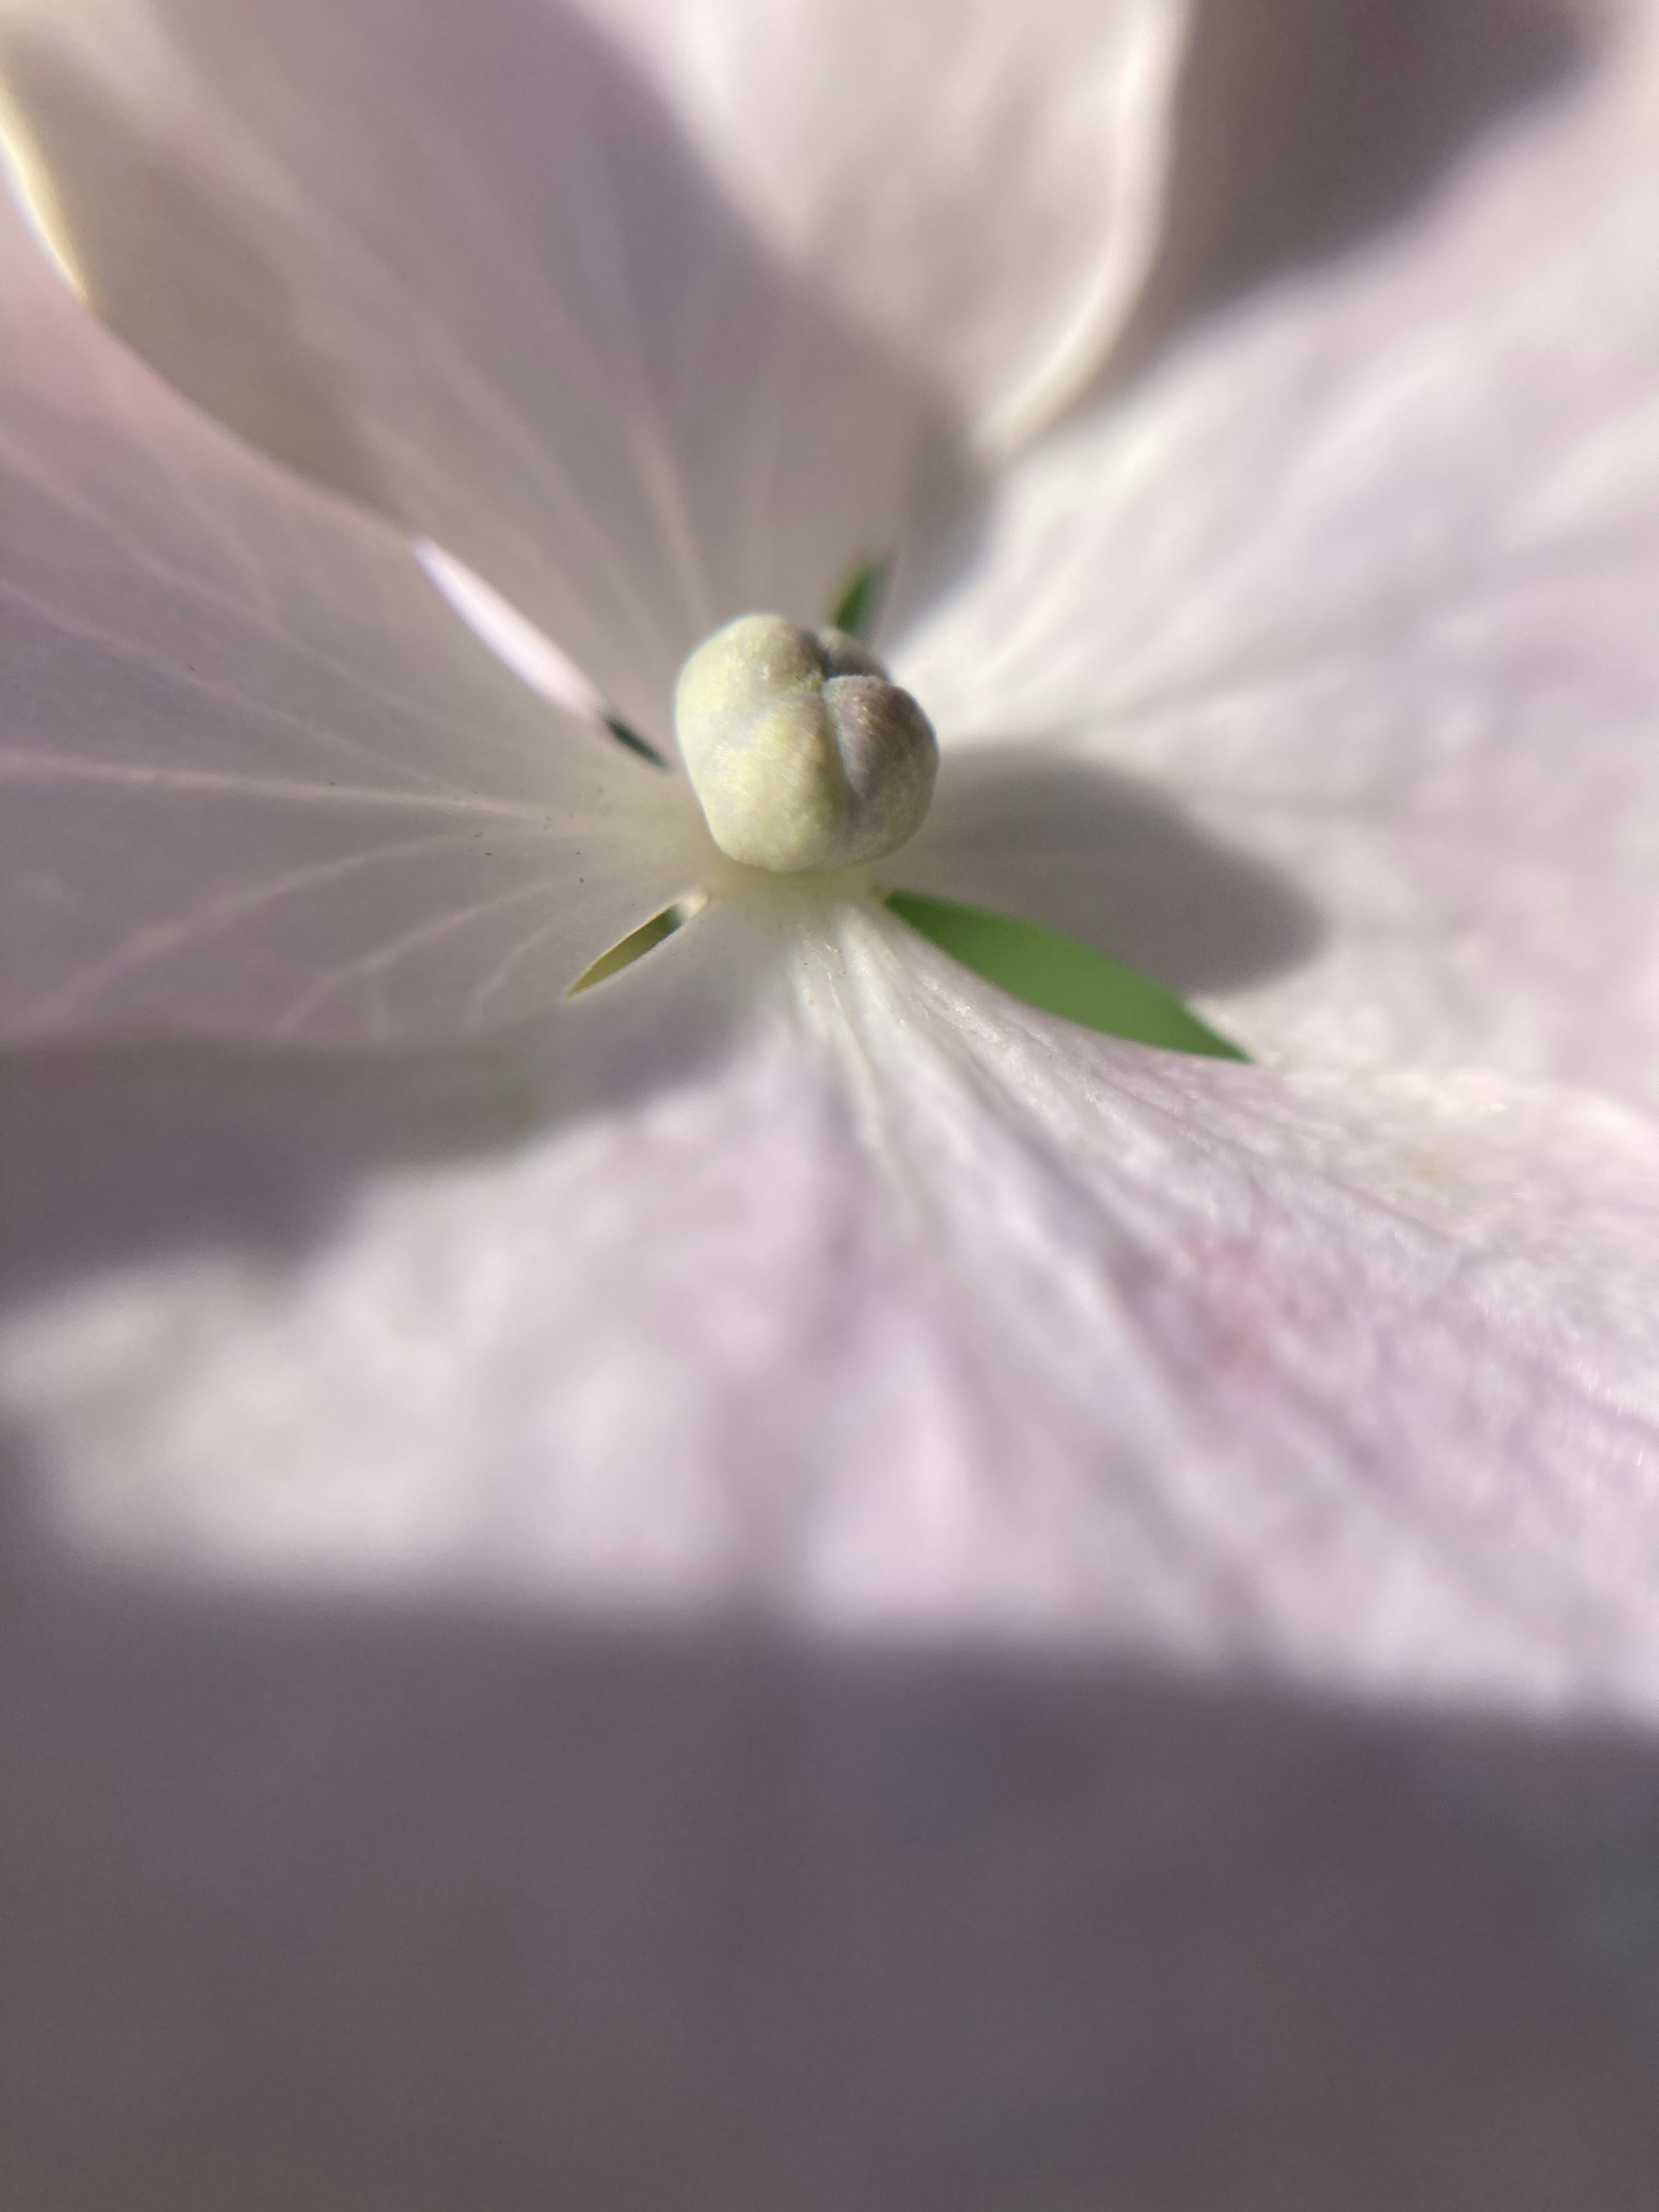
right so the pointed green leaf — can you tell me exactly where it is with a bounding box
[886,891,1249,1060]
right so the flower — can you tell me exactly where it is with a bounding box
[4,0,1659,1710]
[8,0,1659,2198]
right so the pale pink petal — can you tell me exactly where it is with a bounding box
[819,912,1659,1713]
[583,0,1189,454]
[894,16,1659,1103]
[11,894,1659,1719]
[0,0,950,746]
[0,197,709,1045]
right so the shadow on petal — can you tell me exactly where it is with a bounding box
[2,0,978,745]
[887,0,1596,644]
[1108,0,1594,386]
[5,1532,1659,2210]
[893,744,1324,998]
[0,913,752,1310]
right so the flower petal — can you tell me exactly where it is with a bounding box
[0,0,958,745]
[0,195,708,1045]
[580,0,1190,455]
[895,18,1659,1100]
[11,896,1659,1719]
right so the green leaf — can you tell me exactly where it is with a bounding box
[885,891,1249,1060]
[826,557,889,642]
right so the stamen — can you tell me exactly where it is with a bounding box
[674,613,937,874]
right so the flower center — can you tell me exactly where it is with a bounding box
[673,613,938,873]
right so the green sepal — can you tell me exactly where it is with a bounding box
[885,891,1249,1060]
[567,905,683,994]
[826,557,889,643]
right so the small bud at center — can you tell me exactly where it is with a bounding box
[673,613,938,873]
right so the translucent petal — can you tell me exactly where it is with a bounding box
[11,897,1659,1721]
[582,0,1190,454]
[0,197,708,1044]
[0,0,950,747]
[896,19,1659,1103]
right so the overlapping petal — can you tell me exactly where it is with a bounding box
[0,196,708,1045]
[0,0,1189,738]
[11,890,1659,1716]
[0,0,1053,747]
[895,14,1659,1104]
[581,0,1189,454]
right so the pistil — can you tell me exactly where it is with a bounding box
[674,613,937,872]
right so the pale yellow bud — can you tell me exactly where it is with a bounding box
[674,613,937,872]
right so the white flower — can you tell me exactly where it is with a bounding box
[5,0,1659,1711]
[9,1,1659,2198]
